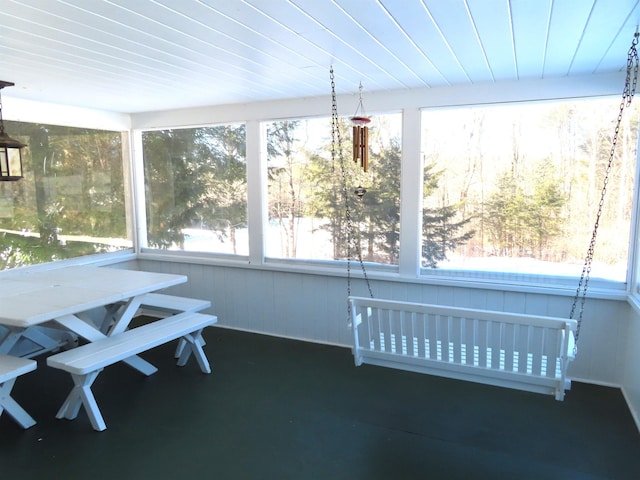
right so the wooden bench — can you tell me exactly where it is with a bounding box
[0,355,37,429]
[99,293,211,333]
[350,296,576,401]
[129,294,212,358]
[132,293,211,317]
[46,311,218,431]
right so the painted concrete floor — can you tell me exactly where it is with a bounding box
[2,326,639,480]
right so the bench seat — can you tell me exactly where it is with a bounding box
[99,293,211,334]
[0,354,37,429]
[47,311,217,431]
[133,293,211,317]
[129,294,212,359]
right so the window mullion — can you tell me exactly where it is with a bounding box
[398,107,423,277]
[131,129,147,252]
[247,120,267,265]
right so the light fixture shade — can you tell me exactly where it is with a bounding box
[0,130,26,181]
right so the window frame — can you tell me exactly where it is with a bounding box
[130,82,637,299]
[0,120,133,269]
[261,112,404,266]
[137,122,250,257]
[417,98,639,293]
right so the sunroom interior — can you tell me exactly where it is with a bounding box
[1,0,640,475]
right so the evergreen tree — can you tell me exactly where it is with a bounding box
[143,128,203,248]
[422,163,475,268]
[198,125,247,253]
[143,125,247,251]
[529,159,565,258]
[358,136,401,263]
[484,159,566,258]
[304,118,362,260]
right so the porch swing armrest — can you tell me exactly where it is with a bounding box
[567,329,577,360]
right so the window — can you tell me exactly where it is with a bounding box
[0,121,130,270]
[142,124,248,255]
[265,113,401,265]
[421,98,639,283]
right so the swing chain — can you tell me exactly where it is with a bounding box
[330,66,354,312]
[330,67,374,325]
[569,31,639,352]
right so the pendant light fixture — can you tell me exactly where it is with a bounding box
[0,81,26,181]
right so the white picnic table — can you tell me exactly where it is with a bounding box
[0,265,212,429]
[0,266,188,372]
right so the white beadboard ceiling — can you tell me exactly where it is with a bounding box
[1,0,639,114]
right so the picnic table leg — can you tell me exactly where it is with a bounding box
[96,303,125,334]
[0,329,22,355]
[0,377,37,429]
[55,314,158,376]
[174,337,207,359]
[56,370,106,431]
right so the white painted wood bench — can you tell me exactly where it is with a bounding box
[99,293,211,331]
[131,293,211,317]
[46,311,218,431]
[349,296,577,401]
[0,355,37,429]
[98,293,212,357]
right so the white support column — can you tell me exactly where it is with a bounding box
[246,120,267,265]
[398,107,423,277]
[130,130,148,252]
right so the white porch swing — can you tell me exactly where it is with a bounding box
[335,31,639,401]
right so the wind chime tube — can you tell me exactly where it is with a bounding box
[352,125,359,165]
[352,125,369,171]
[362,126,368,172]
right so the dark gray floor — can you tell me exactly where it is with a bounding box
[1,326,639,480]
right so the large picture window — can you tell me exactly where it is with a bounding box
[142,124,248,256]
[0,121,130,270]
[421,98,639,282]
[265,113,401,265]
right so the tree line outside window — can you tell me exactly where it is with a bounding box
[142,98,638,283]
[1,96,636,285]
[422,98,639,282]
[0,121,130,270]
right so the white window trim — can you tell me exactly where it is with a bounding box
[130,74,635,298]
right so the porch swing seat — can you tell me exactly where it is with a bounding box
[350,296,577,401]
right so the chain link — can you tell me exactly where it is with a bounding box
[569,31,639,353]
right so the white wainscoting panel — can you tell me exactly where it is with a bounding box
[132,259,628,387]
[622,305,640,432]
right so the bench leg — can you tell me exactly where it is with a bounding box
[56,370,107,431]
[123,356,158,376]
[176,330,211,374]
[174,337,207,359]
[0,378,37,429]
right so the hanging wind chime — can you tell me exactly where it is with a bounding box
[351,82,370,199]
[329,66,374,317]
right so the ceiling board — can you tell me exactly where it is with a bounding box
[510,0,552,78]
[380,1,470,84]
[0,0,637,114]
